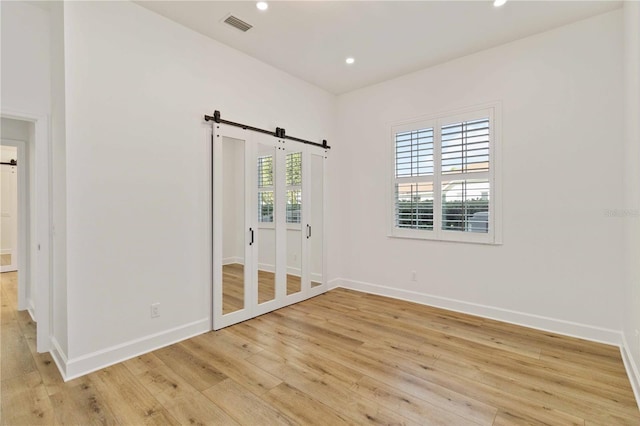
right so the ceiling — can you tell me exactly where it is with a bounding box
[136,1,621,95]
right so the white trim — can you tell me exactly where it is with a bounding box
[49,337,68,379]
[62,318,209,381]
[257,262,275,273]
[327,277,342,290]
[334,277,622,346]
[27,305,36,321]
[222,257,244,266]
[27,299,36,322]
[204,124,214,332]
[621,334,640,411]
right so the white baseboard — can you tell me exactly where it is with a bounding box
[328,277,341,290]
[621,334,640,411]
[258,262,275,273]
[60,318,210,381]
[27,299,36,322]
[222,257,243,265]
[332,277,622,346]
[50,337,68,379]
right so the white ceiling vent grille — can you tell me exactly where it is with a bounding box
[223,14,253,32]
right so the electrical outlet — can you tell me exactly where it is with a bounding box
[151,303,160,318]
[411,271,417,282]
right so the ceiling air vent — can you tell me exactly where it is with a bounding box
[223,14,253,32]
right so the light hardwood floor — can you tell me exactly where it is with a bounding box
[2,270,639,425]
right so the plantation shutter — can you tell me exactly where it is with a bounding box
[441,118,490,174]
[440,117,490,233]
[394,128,434,230]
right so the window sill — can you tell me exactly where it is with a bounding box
[388,230,502,245]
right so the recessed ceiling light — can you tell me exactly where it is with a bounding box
[346,57,355,65]
[256,2,268,11]
[493,0,507,7]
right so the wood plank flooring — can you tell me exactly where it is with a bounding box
[2,270,639,425]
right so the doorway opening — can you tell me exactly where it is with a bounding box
[1,113,51,353]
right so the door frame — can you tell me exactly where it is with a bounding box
[1,109,52,353]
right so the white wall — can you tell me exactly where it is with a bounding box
[335,10,625,341]
[62,1,335,377]
[1,118,30,141]
[0,1,50,115]
[622,0,640,403]
[49,0,69,359]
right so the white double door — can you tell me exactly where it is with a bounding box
[212,124,327,330]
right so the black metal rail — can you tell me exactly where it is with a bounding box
[204,110,330,149]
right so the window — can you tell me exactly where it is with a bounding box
[257,151,302,224]
[391,105,500,244]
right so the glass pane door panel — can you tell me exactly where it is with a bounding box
[222,137,245,314]
[310,153,324,288]
[257,143,277,304]
[286,151,303,295]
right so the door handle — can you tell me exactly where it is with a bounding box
[249,228,254,245]
[306,224,311,239]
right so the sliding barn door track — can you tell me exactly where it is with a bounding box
[204,110,330,149]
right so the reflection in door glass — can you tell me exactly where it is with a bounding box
[287,151,303,295]
[310,154,323,288]
[257,143,277,304]
[222,137,245,314]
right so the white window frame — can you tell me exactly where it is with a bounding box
[388,103,502,245]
